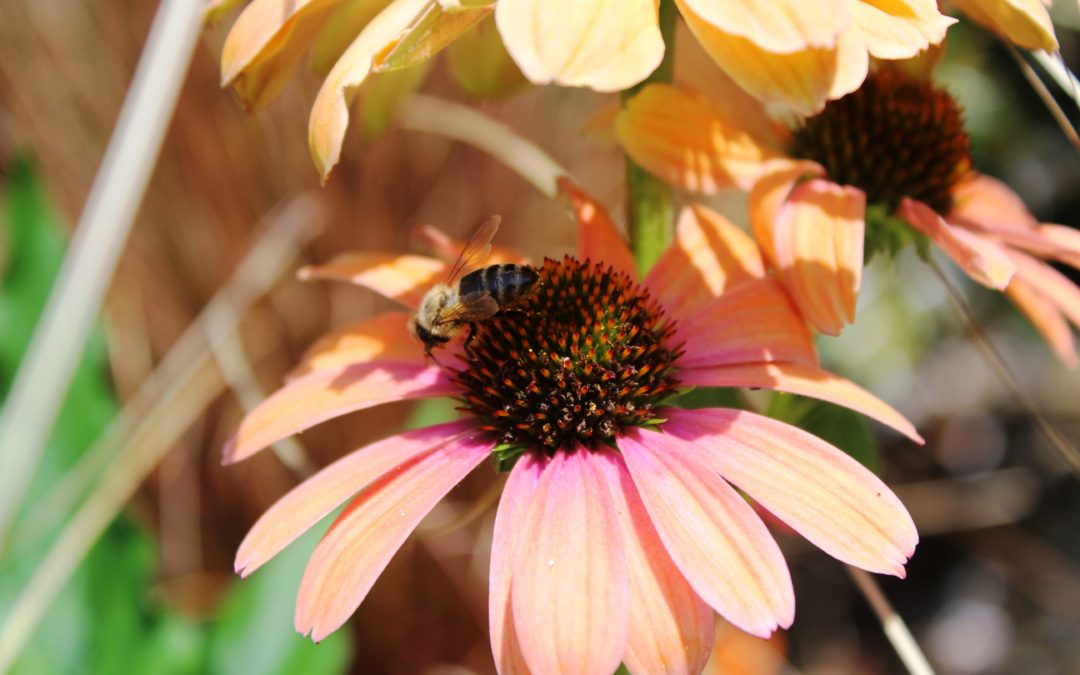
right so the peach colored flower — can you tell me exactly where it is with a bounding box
[226,180,921,673]
[950,0,1059,52]
[616,65,1080,363]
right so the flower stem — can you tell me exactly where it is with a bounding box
[624,0,677,276]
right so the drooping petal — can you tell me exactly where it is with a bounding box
[511,448,630,675]
[771,179,866,335]
[615,84,782,193]
[675,277,818,369]
[899,198,1015,289]
[1006,278,1078,367]
[748,159,827,269]
[309,0,432,179]
[1038,225,1080,270]
[495,0,665,92]
[223,363,457,463]
[287,312,423,379]
[645,205,766,318]
[619,428,794,637]
[681,0,850,52]
[678,361,923,443]
[595,451,715,675]
[1010,251,1080,328]
[490,453,545,675]
[558,178,637,279]
[951,0,1058,51]
[294,431,491,641]
[299,252,448,309]
[235,420,477,578]
[221,0,343,110]
[948,173,1040,235]
[666,408,918,576]
[852,0,954,60]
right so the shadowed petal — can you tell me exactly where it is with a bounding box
[772,179,865,335]
[309,0,432,179]
[495,0,664,92]
[749,159,826,268]
[287,312,423,379]
[1007,278,1078,367]
[559,178,637,279]
[645,205,766,318]
[666,408,918,576]
[951,0,1058,51]
[1011,251,1080,328]
[595,451,715,675]
[490,453,546,675]
[899,198,1015,289]
[299,252,449,309]
[678,361,923,443]
[852,0,954,60]
[616,84,781,193]
[295,431,491,641]
[948,173,1040,235]
[681,0,849,52]
[675,278,817,369]
[619,428,794,637]
[512,449,629,674]
[235,420,477,578]
[223,363,457,463]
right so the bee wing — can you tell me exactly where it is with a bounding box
[445,215,501,285]
[434,291,500,326]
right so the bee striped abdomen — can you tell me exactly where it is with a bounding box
[460,264,539,306]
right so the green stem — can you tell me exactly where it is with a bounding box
[624,0,677,277]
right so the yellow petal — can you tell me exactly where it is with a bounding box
[852,0,954,60]
[446,14,528,98]
[681,0,851,53]
[772,179,866,335]
[221,0,344,111]
[951,0,1058,51]
[616,84,782,193]
[372,2,492,71]
[677,0,866,115]
[495,0,665,92]
[309,0,432,180]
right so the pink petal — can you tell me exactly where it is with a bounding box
[235,420,478,577]
[619,428,794,638]
[1007,278,1077,367]
[772,179,866,335]
[490,453,546,675]
[298,252,449,309]
[294,431,492,641]
[665,408,917,576]
[948,173,1040,236]
[1010,250,1080,328]
[898,198,1015,289]
[223,363,457,464]
[559,177,637,280]
[675,277,818,369]
[594,451,715,675]
[678,361,923,443]
[645,205,767,319]
[511,448,629,675]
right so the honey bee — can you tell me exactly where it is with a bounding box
[409,216,539,356]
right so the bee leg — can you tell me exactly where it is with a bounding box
[464,322,478,357]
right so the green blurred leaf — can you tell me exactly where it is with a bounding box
[766,394,881,472]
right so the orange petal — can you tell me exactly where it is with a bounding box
[596,452,715,675]
[646,205,766,319]
[494,0,664,92]
[512,449,629,674]
[852,0,954,60]
[678,361,924,443]
[372,2,492,72]
[676,277,818,370]
[678,0,866,115]
[294,430,491,641]
[287,312,424,379]
[680,0,850,52]
[1007,278,1078,367]
[299,252,448,309]
[1010,251,1080,328]
[412,223,527,265]
[667,407,918,576]
[748,159,827,269]
[235,419,477,578]
[616,84,782,193]
[1039,225,1080,269]
[948,173,1040,235]
[620,428,795,637]
[772,179,866,335]
[899,198,1015,289]
[557,177,637,279]
[223,363,457,463]
[951,0,1058,51]
[221,0,343,111]
[309,0,432,180]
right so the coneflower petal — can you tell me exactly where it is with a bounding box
[286,312,422,380]
[298,252,448,309]
[559,177,637,280]
[899,198,1015,290]
[1006,279,1078,368]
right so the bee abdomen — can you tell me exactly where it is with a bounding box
[461,264,539,305]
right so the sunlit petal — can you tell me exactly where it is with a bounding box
[681,0,850,52]
[748,159,826,269]
[852,0,955,60]
[299,252,448,309]
[899,198,1015,289]
[559,178,637,279]
[951,0,1058,51]
[287,312,423,379]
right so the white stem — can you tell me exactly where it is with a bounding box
[0,0,203,541]
[848,566,936,675]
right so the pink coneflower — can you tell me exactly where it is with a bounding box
[226,181,921,673]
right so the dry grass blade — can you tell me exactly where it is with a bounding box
[848,566,936,675]
[1004,42,1080,153]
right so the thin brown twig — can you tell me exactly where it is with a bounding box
[1004,41,1080,154]
[929,259,1080,476]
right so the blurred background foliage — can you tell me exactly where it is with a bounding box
[1,1,1079,674]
